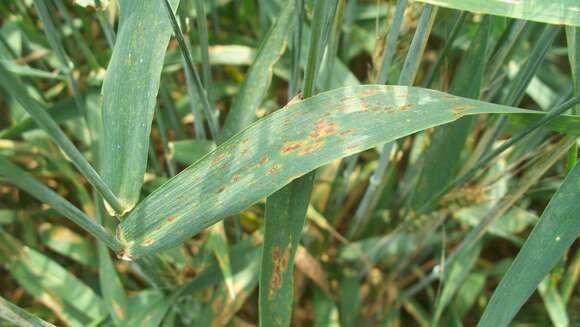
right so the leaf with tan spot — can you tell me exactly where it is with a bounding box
[117,85,580,259]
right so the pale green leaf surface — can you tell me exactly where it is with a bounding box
[478,162,580,327]
[118,85,557,259]
[416,0,580,27]
[101,0,180,213]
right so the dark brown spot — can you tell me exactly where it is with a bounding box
[270,246,290,298]
[167,215,176,222]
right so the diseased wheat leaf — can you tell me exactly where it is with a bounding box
[416,0,580,27]
[478,162,580,327]
[115,85,572,259]
[101,0,180,214]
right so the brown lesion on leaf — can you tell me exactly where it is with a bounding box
[241,138,250,145]
[339,96,356,103]
[280,140,307,154]
[212,297,223,313]
[335,104,358,112]
[340,128,356,137]
[141,238,154,246]
[211,153,227,165]
[256,156,269,168]
[240,148,249,156]
[167,215,177,223]
[267,164,282,175]
[444,95,458,100]
[310,120,339,139]
[450,105,476,116]
[269,246,291,299]
[357,88,381,97]
[299,141,323,156]
[397,104,414,111]
[111,300,125,320]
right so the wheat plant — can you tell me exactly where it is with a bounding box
[0,0,580,326]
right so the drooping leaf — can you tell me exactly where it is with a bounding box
[114,85,574,259]
[416,0,580,27]
[101,0,180,214]
[478,162,580,327]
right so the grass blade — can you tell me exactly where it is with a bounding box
[0,63,123,214]
[0,156,121,251]
[416,0,580,27]
[0,295,56,327]
[259,1,334,325]
[162,0,219,139]
[221,0,295,141]
[406,15,491,211]
[349,3,438,237]
[0,230,109,325]
[115,85,568,259]
[101,0,180,214]
[478,159,580,327]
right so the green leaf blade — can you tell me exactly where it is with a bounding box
[101,0,180,213]
[416,0,580,27]
[117,85,537,259]
[478,162,580,327]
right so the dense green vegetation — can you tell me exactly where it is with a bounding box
[0,0,579,326]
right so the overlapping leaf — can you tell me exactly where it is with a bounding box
[101,0,180,213]
[116,85,577,259]
[416,0,580,27]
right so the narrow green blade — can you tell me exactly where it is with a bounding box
[101,0,180,214]
[0,230,108,325]
[0,63,122,214]
[116,85,566,259]
[416,0,580,27]
[221,0,295,141]
[0,295,56,327]
[0,156,120,251]
[478,162,580,327]
[407,15,491,211]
